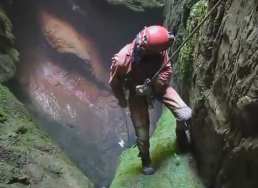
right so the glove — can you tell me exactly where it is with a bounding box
[135,84,152,96]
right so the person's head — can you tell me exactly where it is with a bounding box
[135,25,175,55]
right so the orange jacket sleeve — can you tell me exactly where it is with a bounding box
[153,51,172,91]
[109,57,126,102]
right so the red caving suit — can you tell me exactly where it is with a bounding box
[109,40,192,155]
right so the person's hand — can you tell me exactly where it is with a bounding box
[118,99,128,108]
[135,84,152,96]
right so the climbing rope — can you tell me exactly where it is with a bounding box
[144,0,224,87]
[122,0,224,149]
[122,108,131,149]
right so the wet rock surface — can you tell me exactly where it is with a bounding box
[5,0,164,187]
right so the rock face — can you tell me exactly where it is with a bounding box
[106,0,165,11]
[110,109,205,188]
[164,0,200,94]
[172,0,258,187]
[0,4,94,188]
[0,5,18,83]
[5,0,164,187]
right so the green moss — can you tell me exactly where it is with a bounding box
[0,54,16,82]
[0,162,29,187]
[0,5,14,41]
[0,4,19,83]
[110,108,204,188]
[107,0,164,11]
[176,0,207,101]
[0,107,7,123]
[5,48,19,62]
[0,85,94,187]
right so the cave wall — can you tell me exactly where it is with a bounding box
[0,4,94,188]
[106,0,165,11]
[4,0,165,187]
[163,0,200,97]
[166,0,258,187]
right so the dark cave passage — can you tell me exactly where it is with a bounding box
[4,0,164,187]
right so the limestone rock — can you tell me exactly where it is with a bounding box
[175,0,258,187]
[106,0,165,11]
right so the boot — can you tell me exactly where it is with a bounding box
[175,124,190,153]
[141,154,155,175]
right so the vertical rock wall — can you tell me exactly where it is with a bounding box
[191,1,258,187]
[165,0,258,187]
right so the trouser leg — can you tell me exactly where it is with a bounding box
[175,121,190,149]
[156,86,192,149]
[128,95,150,155]
[128,95,154,175]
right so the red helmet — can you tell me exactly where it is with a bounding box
[135,25,175,52]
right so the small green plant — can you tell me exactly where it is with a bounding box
[174,153,181,166]
[0,108,7,123]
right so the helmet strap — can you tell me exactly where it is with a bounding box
[133,43,143,64]
[142,27,147,44]
[136,32,141,46]
[136,26,148,46]
[133,27,148,63]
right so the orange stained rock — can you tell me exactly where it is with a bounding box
[19,48,101,103]
[16,48,114,134]
[39,10,109,83]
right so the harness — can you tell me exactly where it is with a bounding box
[118,72,155,109]
[119,45,161,109]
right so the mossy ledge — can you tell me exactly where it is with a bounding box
[110,108,204,188]
[0,86,94,188]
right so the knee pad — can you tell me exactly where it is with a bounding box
[174,106,192,122]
